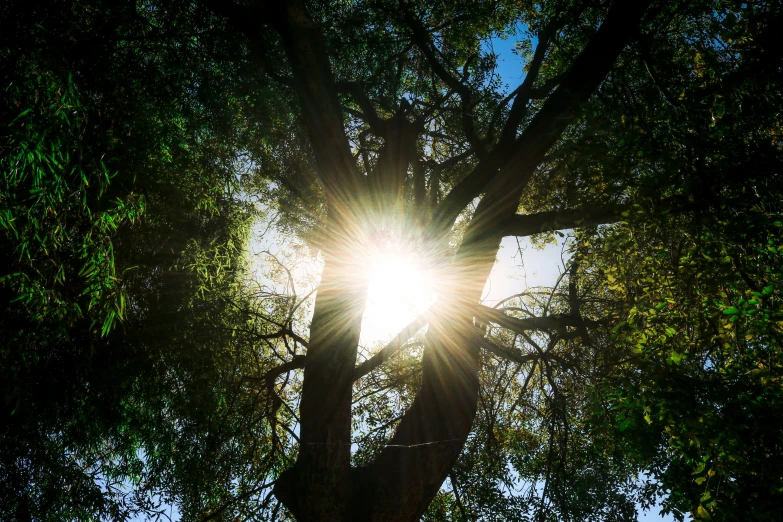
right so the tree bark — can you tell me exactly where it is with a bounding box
[272,240,368,519]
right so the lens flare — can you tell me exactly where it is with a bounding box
[361,243,436,345]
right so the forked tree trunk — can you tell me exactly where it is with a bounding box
[204,0,652,519]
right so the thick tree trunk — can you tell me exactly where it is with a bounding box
[346,2,653,518]
[273,231,368,519]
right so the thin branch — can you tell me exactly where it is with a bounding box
[425,147,475,171]
[247,311,431,387]
[638,37,683,110]
[354,312,431,380]
[256,355,307,388]
[399,3,470,99]
[400,2,486,156]
[199,480,277,522]
[567,254,592,344]
[450,472,469,521]
[476,304,601,335]
[493,26,553,147]
[258,328,310,350]
[477,336,539,366]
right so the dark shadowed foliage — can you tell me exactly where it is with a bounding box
[1,0,782,520]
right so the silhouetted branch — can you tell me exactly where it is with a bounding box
[433,0,652,236]
[354,312,431,380]
[476,304,602,334]
[500,204,627,237]
[477,336,538,366]
[400,2,486,157]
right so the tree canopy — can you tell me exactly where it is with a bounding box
[1,0,782,520]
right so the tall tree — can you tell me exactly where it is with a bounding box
[3,0,781,520]
[198,0,735,520]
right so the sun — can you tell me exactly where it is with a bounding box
[360,247,436,346]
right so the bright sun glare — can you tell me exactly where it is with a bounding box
[361,250,435,346]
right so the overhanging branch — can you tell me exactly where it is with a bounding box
[500,204,627,237]
[500,194,695,238]
[476,304,602,334]
[432,0,652,236]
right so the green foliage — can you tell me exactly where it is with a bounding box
[1,0,292,519]
[1,0,781,520]
[1,58,144,336]
[552,2,783,518]
[581,206,783,521]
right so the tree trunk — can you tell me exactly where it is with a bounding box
[273,229,369,519]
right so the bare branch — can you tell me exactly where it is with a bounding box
[477,336,538,366]
[476,305,602,335]
[354,312,431,380]
[250,311,430,388]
